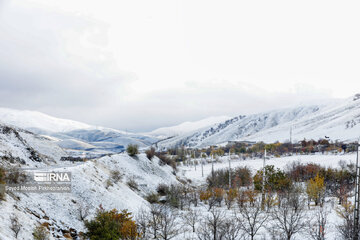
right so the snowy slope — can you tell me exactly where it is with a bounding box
[146,116,231,138]
[0,124,67,167]
[0,107,91,133]
[0,108,158,155]
[0,153,178,239]
[157,105,322,148]
[157,95,360,148]
[247,95,360,143]
[0,122,179,239]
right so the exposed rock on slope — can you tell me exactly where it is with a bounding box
[0,124,66,167]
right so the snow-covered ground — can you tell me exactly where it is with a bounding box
[0,133,357,240]
[0,153,178,239]
[180,153,357,184]
[176,153,357,240]
[1,116,359,239]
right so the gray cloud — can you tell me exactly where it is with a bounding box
[0,1,133,125]
[0,1,356,132]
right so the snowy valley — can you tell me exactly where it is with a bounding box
[1,95,360,239]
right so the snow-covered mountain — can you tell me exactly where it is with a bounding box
[3,93,360,152]
[0,108,91,133]
[146,116,231,138]
[0,124,67,167]
[0,117,179,239]
[157,95,360,148]
[0,108,157,156]
[0,125,178,239]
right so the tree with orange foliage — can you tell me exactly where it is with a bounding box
[213,187,225,206]
[245,189,258,207]
[225,188,238,209]
[200,188,225,210]
[199,190,212,203]
[236,190,258,208]
[85,205,140,240]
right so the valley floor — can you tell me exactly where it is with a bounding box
[0,152,357,239]
[175,152,358,240]
[180,152,357,183]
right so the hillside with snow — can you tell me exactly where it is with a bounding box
[1,96,360,239]
[0,123,178,239]
[146,116,230,138]
[157,95,360,148]
[0,108,91,133]
[0,108,158,156]
[0,124,67,167]
[0,153,178,239]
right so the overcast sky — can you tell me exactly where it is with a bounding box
[0,0,359,132]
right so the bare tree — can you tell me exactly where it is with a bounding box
[10,216,21,238]
[157,205,181,240]
[78,202,90,221]
[207,196,218,211]
[146,204,180,240]
[148,204,162,239]
[182,209,199,233]
[235,200,268,240]
[270,189,307,240]
[136,208,150,238]
[197,208,226,240]
[306,206,328,240]
[190,188,199,207]
[221,216,243,240]
[336,201,357,240]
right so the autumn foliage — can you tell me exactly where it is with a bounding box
[306,173,325,206]
[85,206,140,240]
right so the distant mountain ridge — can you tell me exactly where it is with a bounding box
[0,107,157,156]
[2,94,360,152]
[145,116,231,138]
[156,95,360,148]
[0,108,91,133]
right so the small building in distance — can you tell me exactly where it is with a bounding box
[226,140,256,147]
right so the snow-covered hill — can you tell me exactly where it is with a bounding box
[0,108,158,156]
[157,95,360,148]
[0,152,178,239]
[0,108,91,133]
[146,116,230,138]
[0,121,179,239]
[0,124,67,167]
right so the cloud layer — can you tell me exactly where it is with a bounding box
[0,0,359,132]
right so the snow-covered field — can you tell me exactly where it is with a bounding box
[176,153,358,240]
[180,153,357,184]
